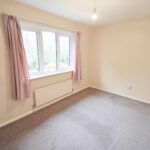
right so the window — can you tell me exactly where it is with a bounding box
[59,35,70,70]
[22,31,39,74]
[21,23,73,79]
[42,32,57,72]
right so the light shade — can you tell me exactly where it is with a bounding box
[92,12,98,20]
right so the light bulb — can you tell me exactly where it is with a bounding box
[92,12,98,20]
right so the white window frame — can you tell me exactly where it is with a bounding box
[21,22,74,79]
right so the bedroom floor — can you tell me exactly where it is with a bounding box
[0,88,150,150]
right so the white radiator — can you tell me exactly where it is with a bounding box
[34,79,72,107]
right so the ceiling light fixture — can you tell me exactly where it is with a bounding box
[92,0,98,20]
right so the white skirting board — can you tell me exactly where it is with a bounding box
[0,110,34,128]
[0,85,89,128]
[90,85,150,105]
[1,85,149,128]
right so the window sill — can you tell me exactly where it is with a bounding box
[30,70,73,81]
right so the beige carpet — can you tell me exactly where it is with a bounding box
[0,88,150,150]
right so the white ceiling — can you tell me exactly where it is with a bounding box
[16,0,150,26]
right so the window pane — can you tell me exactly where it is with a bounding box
[22,30,39,74]
[59,35,70,70]
[42,32,57,72]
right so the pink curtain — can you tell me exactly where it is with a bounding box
[3,14,31,100]
[73,32,82,82]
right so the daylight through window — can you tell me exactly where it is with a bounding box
[21,23,74,79]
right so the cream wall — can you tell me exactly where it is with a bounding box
[0,0,91,125]
[1,0,150,127]
[90,18,150,102]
